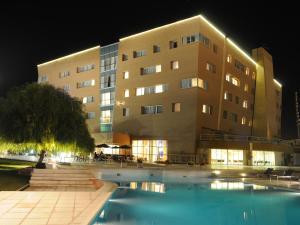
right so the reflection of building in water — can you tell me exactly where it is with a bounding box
[211,181,268,190]
[130,182,165,193]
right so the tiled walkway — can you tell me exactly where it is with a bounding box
[0,182,117,225]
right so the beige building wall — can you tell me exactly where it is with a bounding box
[252,47,282,139]
[37,47,102,143]
[113,16,261,156]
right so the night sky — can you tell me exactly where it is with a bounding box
[0,1,299,138]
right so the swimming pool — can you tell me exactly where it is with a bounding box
[91,180,300,225]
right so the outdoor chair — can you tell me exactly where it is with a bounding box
[270,169,298,182]
[257,168,274,178]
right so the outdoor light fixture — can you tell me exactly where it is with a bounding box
[213,170,221,175]
[240,173,247,177]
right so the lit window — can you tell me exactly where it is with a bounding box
[232,77,240,86]
[169,40,177,49]
[202,104,213,115]
[248,120,252,127]
[101,110,111,123]
[242,117,246,125]
[245,67,250,75]
[252,72,256,80]
[244,84,249,92]
[172,103,181,112]
[136,87,145,96]
[155,85,163,93]
[82,96,94,104]
[156,65,161,73]
[77,79,95,88]
[101,92,113,106]
[123,108,129,117]
[124,89,130,98]
[123,71,129,79]
[171,61,179,70]
[206,62,216,73]
[153,45,160,53]
[191,78,198,87]
[225,74,231,82]
[227,55,232,63]
[243,100,248,109]
[224,91,228,100]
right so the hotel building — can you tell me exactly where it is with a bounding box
[37,15,288,166]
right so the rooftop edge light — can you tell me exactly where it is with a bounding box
[273,79,282,88]
[120,14,256,66]
[226,38,257,66]
[37,46,100,67]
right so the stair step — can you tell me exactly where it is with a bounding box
[31,176,95,181]
[32,173,92,178]
[30,180,94,185]
[33,169,90,174]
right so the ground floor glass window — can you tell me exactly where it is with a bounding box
[132,140,167,162]
[211,149,243,165]
[252,151,275,166]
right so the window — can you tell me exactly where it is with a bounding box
[248,120,252,127]
[133,50,146,58]
[172,103,181,112]
[230,113,238,123]
[122,54,128,61]
[252,72,256,80]
[141,65,161,75]
[232,77,240,86]
[227,55,232,63]
[223,110,228,119]
[136,87,145,96]
[182,33,210,47]
[101,92,114,106]
[77,80,95,88]
[235,96,239,104]
[87,112,95,119]
[123,108,129,117]
[124,89,130,98]
[101,74,115,89]
[123,71,129,79]
[153,45,160,53]
[63,84,70,93]
[225,74,231,82]
[202,104,213,115]
[171,61,179,70]
[243,100,248,109]
[136,84,167,96]
[101,56,117,72]
[169,40,178,49]
[141,105,163,114]
[206,62,216,73]
[100,110,111,123]
[234,60,245,72]
[38,75,48,83]
[244,84,249,92]
[82,96,94,104]
[59,71,70,78]
[224,92,232,101]
[77,64,95,73]
[181,78,208,90]
[245,67,250,75]
[213,44,218,54]
[242,116,246,125]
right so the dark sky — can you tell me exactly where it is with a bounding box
[0,0,299,138]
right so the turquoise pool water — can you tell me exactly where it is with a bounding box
[91,181,300,225]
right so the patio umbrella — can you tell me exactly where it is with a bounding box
[95,143,109,148]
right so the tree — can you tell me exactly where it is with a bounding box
[0,83,94,166]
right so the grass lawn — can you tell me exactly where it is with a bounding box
[0,158,35,191]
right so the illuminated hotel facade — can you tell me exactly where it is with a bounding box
[37,15,287,166]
